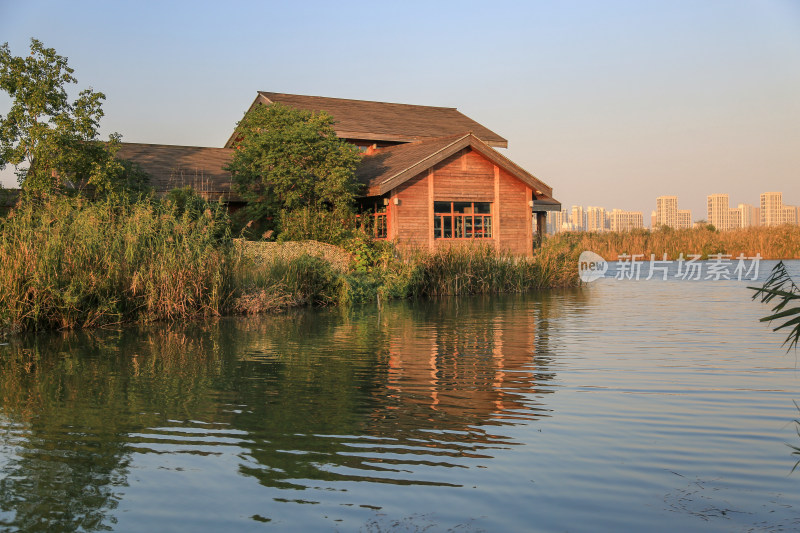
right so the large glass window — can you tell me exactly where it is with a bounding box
[434,202,492,239]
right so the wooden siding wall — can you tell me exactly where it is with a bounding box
[392,172,430,248]
[497,165,533,256]
[391,148,533,255]
[433,149,495,203]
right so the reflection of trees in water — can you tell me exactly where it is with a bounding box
[0,326,228,531]
[0,292,577,526]
[0,338,130,532]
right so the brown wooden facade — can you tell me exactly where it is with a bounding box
[378,149,534,255]
[355,132,560,256]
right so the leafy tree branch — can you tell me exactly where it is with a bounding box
[0,38,147,197]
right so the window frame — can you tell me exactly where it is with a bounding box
[433,201,493,240]
[357,201,388,239]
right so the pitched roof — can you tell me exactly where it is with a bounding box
[225,92,508,149]
[115,135,558,209]
[115,143,237,201]
[356,133,470,194]
[356,133,559,208]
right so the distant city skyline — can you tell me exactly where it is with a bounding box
[548,190,799,233]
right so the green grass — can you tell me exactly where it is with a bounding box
[231,252,344,312]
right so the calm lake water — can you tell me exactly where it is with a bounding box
[1,261,799,532]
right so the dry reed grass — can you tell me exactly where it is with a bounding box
[547,226,800,260]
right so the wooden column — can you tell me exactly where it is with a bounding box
[536,212,547,246]
[390,189,399,240]
[428,169,435,250]
[493,165,500,244]
[525,187,533,257]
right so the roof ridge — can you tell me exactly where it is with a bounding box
[258,91,458,111]
[371,131,474,152]
[120,141,232,151]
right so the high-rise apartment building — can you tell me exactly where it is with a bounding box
[655,196,678,228]
[707,194,731,231]
[586,206,606,232]
[735,203,759,228]
[546,194,791,235]
[677,209,692,229]
[570,205,585,232]
[609,209,644,232]
[783,205,798,226]
[547,209,570,234]
[708,194,767,230]
[761,192,783,227]
[729,208,742,229]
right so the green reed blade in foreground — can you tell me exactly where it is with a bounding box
[749,260,800,351]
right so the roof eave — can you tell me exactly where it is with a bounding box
[376,134,473,195]
[465,137,553,197]
[531,198,562,212]
[366,134,553,198]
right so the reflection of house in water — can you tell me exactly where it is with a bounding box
[199,297,564,489]
[369,297,557,443]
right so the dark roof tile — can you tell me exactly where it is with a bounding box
[115,143,237,201]
[225,92,508,148]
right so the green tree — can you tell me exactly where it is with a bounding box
[0,38,145,196]
[225,102,362,236]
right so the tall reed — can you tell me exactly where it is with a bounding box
[404,242,579,297]
[0,195,234,333]
[547,226,800,260]
[231,252,343,313]
[231,240,580,309]
[0,196,583,334]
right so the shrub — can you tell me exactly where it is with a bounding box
[278,206,356,244]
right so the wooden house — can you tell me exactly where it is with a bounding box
[354,132,559,256]
[117,92,561,256]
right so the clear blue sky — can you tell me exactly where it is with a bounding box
[1,0,798,221]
